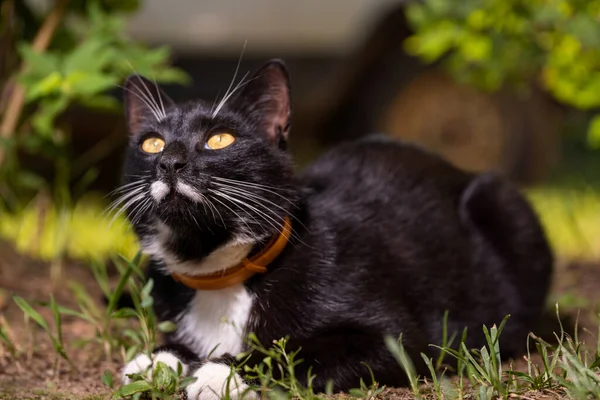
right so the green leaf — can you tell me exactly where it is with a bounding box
[25,72,63,102]
[141,279,154,302]
[404,21,459,62]
[111,307,138,319]
[63,38,108,74]
[14,170,46,190]
[101,369,114,389]
[31,96,69,137]
[384,335,420,395]
[49,295,63,348]
[568,13,600,47]
[17,43,60,76]
[112,380,152,398]
[157,321,177,333]
[140,296,153,309]
[56,305,95,324]
[459,34,492,62]
[78,95,120,111]
[125,344,140,362]
[123,328,142,345]
[587,114,600,149]
[107,260,134,315]
[153,361,176,392]
[13,296,50,331]
[179,376,197,389]
[63,71,118,97]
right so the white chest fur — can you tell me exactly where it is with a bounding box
[174,284,254,358]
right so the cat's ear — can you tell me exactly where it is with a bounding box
[233,59,291,143]
[123,74,174,134]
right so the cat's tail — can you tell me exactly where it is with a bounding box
[459,172,554,315]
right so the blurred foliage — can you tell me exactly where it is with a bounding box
[17,2,187,138]
[0,193,139,262]
[0,0,188,210]
[0,0,188,262]
[405,0,600,148]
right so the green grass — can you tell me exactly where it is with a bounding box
[527,186,600,260]
[0,192,139,263]
[3,251,600,400]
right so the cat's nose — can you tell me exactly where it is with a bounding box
[158,156,188,173]
[158,146,188,174]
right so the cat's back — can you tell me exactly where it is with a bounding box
[299,135,472,212]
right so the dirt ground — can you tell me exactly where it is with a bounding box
[0,239,599,400]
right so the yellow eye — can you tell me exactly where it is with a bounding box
[206,133,236,150]
[141,137,165,153]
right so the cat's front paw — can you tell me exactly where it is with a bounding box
[185,362,258,400]
[122,351,189,384]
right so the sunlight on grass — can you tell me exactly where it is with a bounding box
[0,184,597,263]
[526,186,600,260]
[0,193,139,262]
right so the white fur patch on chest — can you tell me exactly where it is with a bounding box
[175,284,254,358]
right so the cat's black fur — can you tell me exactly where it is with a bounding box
[119,60,553,393]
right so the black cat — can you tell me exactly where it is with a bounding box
[118,60,553,399]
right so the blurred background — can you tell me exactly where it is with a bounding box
[0,0,599,270]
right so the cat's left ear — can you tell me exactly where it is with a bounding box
[123,74,174,134]
[233,59,291,144]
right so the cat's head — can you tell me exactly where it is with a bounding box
[119,60,296,271]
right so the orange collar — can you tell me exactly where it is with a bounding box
[171,216,292,290]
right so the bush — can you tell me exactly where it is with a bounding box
[404,0,600,148]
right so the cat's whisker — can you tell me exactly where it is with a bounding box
[200,193,220,227]
[129,195,153,225]
[209,89,222,116]
[212,42,247,119]
[212,177,297,206]
[213,176,283,191]
[124,171,151,178]
[212,183,310,239]
[208,194,255,234]
[216,185,305,231]
[211,72,251,119]
[152,76,167,119]
[136,198,154,224]
[133,75,166,120]
[107,180,147,197]
[108,192,147,227]
[103,186,147,217]
[121,86,162,122]
[211,188,307,249]
[205,193,226,228]
[210,190,287,242]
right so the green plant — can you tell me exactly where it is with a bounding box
[13,294,72,369]
[0,0,187,266]
[384,334,421,398]
[109,253,193,399]
[50,254,141,360]
[434,317,512,398]
[0,316,18,359]
[405,0,600,148]
[112,360,195,400]
[522,307,600,399]
[346,363,386,399]
[241,334,319,400]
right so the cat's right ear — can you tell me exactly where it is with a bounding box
[123,74,174,134]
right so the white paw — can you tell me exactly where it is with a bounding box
[185,362,258,400]
[122,351,189,384]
